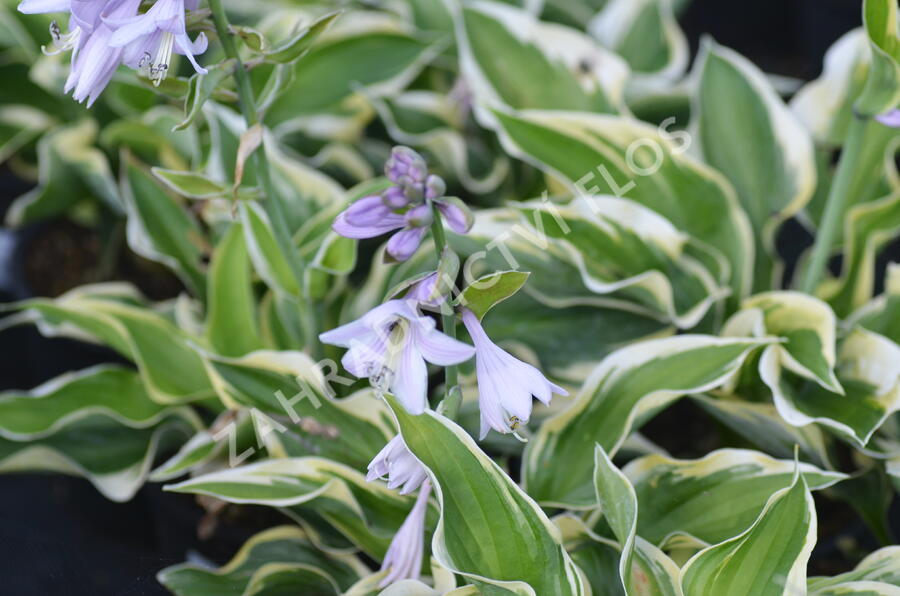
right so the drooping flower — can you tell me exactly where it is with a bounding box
[379,479,431,587]
[876,109,900,128]
[319,300,474,414]
[367,435,427,495]
[107,0,208,86]
[18,0,108,55]
[461,308,568,439]
[64,0,141,106]
[332,146,472,262]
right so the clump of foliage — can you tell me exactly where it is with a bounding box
[1,0,900,594]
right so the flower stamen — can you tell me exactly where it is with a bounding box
[42,21,80,56]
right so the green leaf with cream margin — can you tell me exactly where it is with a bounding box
[265,16,442,138]
[6,119,121,226]
[763,327,900,447]
[5,285,215,404]
[487,110,754,302]
[692,396,832,468]
[819,190,900,317]
[0,366,200,501]
[369,90,511,194]
[197,347,394,470]
[523,335,769,508]
[166,457,419,558]
[724,291,843,396]
[386,394,589,596]
[158,525,367,596]
[808,546,900,591]
[622,448,844,547]
[454,1,629,115]
[588,0,688,85]
[206,222,264,357]
[679,469,816,596]
[790,29,871,146]
[515,195,727,328]
[121,158,207,300]
[593,445,682,595]
[693,40,816,290]
[856,0,900,117]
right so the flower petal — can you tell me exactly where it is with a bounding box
[332,210,404,239]
[876,109,900,128]
[391,343,428,414]
[414,324,475,366]
[386,227,427,262]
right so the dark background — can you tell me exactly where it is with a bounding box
[0,0,888,594]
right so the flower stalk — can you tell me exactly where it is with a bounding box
[206,0,304,286]
[430,204,462,420]
[798,114,881,294]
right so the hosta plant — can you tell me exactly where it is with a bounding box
[2,0,900,594]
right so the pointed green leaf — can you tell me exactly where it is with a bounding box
[386,394,588,596]
[524,335,768,507]
[680,471,817,596]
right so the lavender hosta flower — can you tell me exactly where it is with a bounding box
[318,300,474,414]
[876,109,900,128]
[64,0,141,106]
[367,435,427,494]
[461,308,568,440]
[379,479,432,587]
[18,0,107,55]
[108,0,208,86]
[333,146,472,261]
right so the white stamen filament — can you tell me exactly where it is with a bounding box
[42,21,80,56]
[144,31,175,86]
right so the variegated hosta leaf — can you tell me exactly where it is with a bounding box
[150,410,260,482]
[158,525,367,596]
[622,449,844,546]
[691,396,832,468]
[7,119,120,226]
[819,190,900,317]
[455,1,629,114]
[0,365,171,440]
[679,470,817,596]
[809,547,900,592]
[849,263,900,345]
[206,222,264,357]
[0,104,53,165]
[121,158,208,299]
[523,335,768,508]
[239,202,301,297]
[588,0,688,84]
[166,457,419,558]
[856,0,900,117]
[198,348,394,470]
[370,91,510,194]
[0,365,199,501]
[515,195,727,327]
[790,29,871,146]
[488,110,754,301]
[692,40,816,290]
[593,446,682,596]
[763,327,900,447]
[386,394,589,596]
[724,291,843,394]
[7,285,215,404]
[480,291,672,385]
[264,16,439,137]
